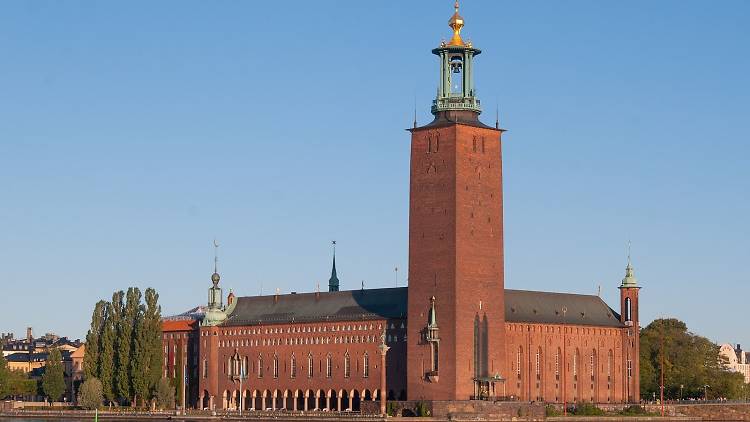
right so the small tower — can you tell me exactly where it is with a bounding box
[431,0,482,116]
[329,240,340,292]
[202,240,227,326]
[619,244,641,402]
[425,296,440,382]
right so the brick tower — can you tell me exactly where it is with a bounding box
[407,1,506,401]
[619,250,641,403]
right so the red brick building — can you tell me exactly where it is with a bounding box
[162,2,640,412]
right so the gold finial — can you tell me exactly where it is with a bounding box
[448,0,465,46]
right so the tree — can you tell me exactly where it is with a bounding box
[155,378,175,410]
[0,353,9,398]
[111,290,129,403]
[78,378,104,409]
[42,348,66,402]
[144,288,163,397]
[640,318,746,400]
[99,302,116,402]
[131,302,148,407]
[84,300,106,381]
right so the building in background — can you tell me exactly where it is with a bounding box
[719,344,750,383]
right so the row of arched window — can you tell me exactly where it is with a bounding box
[220,352,369,380]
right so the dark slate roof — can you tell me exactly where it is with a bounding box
[505,289,624,328]
[223,287,623,328]
[223,288,408,326]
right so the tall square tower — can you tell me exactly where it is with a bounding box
[407,2,506,401]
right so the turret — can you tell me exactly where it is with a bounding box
[202,240,227,326]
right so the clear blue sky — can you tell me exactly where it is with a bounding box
[1,1,748,347]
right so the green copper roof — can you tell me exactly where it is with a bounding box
[621,261,639,288]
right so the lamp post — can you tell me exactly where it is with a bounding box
[230,363,247,416]
[680,384,683,402]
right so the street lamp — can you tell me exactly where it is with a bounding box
[680,384,684,402]
[230,362,247,416]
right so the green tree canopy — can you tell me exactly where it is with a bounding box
[84,300,106,381]
[78,377,104,410]
[640,318,745,400]
[42,348,66,401]
[155,378,175,410]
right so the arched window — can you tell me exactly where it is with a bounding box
[573,349,579,381]
[624,297,632,321]
[257,355,263,378]
[590,350,596,381]
[308,353,314,378]
[290,355,297,379]
[536,347,542,380]
[326,354,332,378]
[555,348,560,381]
[516,346,522,379]
[363,353,369,378]
[607,350,613,381]
[344,352,351,378]
[273,354,279,378]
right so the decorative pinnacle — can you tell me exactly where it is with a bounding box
[448,0,465,46]
[211,239,221,286]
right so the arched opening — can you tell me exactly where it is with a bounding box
[351,389,361,411]
[317,389,326,410]
[285,389,294,410]
[253,390,262,411]
[295,389,304,411]
[202,390,210,410]
[222,390,229,410]
[329,389,339,411]
[263,389,273,410]
[306,389,316,411]
[363,389,372,401]
[340,389,350,411]
[274,389,283,410]
[244,389,252,411]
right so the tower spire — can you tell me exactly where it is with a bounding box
[621,241,638,288]
[211,239,220,286]
[329,240,340,292]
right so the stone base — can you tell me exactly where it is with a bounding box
[362,399,545,420]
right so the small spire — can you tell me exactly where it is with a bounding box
[413,97,418,129]
[211,239,221,286]
[428,296,438,327]
[329,240,340,292]
[621,241,639,288]
[495,103,499,129]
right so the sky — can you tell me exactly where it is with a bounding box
[0,1,748,347]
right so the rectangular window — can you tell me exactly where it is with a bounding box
[203,360,207,378]
[363,354,369,378]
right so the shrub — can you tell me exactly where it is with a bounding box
[386,402,398,417]
[415,401,431,417]
[77,378,103,410]
[154,378,175,410]
[571,403,605,416]
[545,404,562,417]
[619,405,655,416]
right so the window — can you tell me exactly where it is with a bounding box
[273,355,279,378]
[536,348,541,380]
[590,352,595,381]
[308,354,314,378]
[431,342,439,372]
[555,348,560,381]
[326,354,332,378]
[290,355,297,379]
[607,350,613,381]
[344,352,351,378]
[257,355,263,378]
[516,347,522,378]
[627,359,632,378]
[363,353,369,378]
[624,297,632,321]
[573,350,578,381]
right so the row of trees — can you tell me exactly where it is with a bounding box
[83,287,163,406]
[0,354,37,399]
[640,318,746,400]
